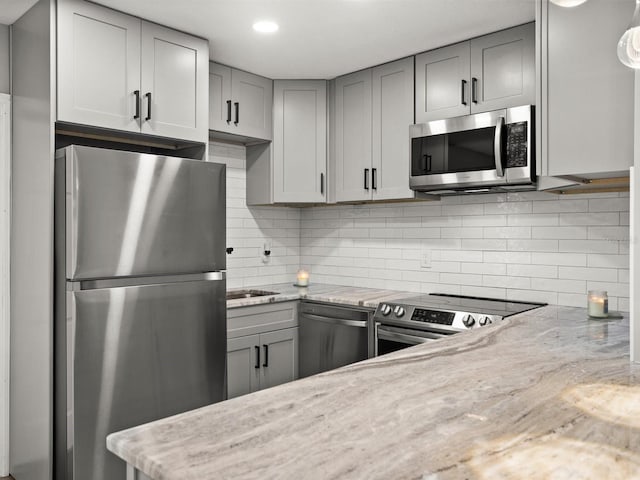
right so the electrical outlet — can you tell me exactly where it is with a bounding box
[420,249,431,269]
[261,241,272,264]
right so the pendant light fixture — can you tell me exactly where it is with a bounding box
[549,0,588,6]
[618,0,640,68]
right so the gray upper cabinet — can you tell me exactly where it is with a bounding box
[273,80,327,203]
[209,62,273,141]
[140,22,209,142]
[415,43,470,123]
[334,58,424,203]
[57,0,209,143]
[57,0,141,133]
[470,23,535,113]
[335,69,373,202]
[539,0,633,177]
[371,57,415,201]
[415,23,535,123]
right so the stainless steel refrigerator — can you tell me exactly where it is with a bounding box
[53,145,227,480]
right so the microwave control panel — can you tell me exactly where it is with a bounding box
[506,122,528,168]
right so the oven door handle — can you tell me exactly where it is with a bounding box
[494,115,505,178]
[377,327,440,345]
[302,313,367,328]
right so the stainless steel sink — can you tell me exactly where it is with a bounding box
[226,289,280,301]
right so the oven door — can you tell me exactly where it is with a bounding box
[376,324,449,356]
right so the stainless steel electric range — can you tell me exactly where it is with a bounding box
[373,293,546,356]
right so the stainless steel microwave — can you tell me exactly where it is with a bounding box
[409,105,535,194]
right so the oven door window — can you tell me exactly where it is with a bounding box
[411,126,496,176]
[376,325,448,356]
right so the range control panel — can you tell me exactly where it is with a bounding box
[374,302,502,332]
[411,309,455,325]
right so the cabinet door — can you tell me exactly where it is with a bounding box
[231,69,273,140]
[273,80,327,203]
[543,2,633,176]
[209,63,233,133]
[57,0,141,132]
[372,57,415,201]
[140,21,209,142]
[415,42,470,123]
[470,23,535,114]
[260,327,298,390]
[335,69,372,202]
[227,335,260,399]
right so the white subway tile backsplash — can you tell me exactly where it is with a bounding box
[532,199,588,213]
[507,264,558,279]
[531,226,588,240]
[484,201,532,215]
[531,252,587,267]
[215,141,629,309]
[558,239,619,254]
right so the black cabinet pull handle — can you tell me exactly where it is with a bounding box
[472,78,478,104]
[263,345,269,367]
[145,92,152,120]
[234,102,239,125]
[320,172,324,195]
[133,90,140,119]
[461,79,467,106]
[254,346,260,369]
[420,154,432,172]
[364,168,369,190]
[226,100,232,123]
[372,168,377,190]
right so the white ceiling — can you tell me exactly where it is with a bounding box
[5,0,536,79]
[0,0,39,24]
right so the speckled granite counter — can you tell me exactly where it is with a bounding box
[107,306,639,479]
[226,282,415,309]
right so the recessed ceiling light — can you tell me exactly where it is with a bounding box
[253,20,279,34]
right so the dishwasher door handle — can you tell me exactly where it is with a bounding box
[302,313,367,328]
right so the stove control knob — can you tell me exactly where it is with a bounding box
[380,304,392,316]
[479,316,492,326]
[462,314,475,328]
[394,306,405,317]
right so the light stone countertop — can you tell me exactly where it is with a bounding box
[226,282,417,309]
[107,305,640,479]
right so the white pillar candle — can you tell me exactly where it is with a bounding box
[296,269,309,286]
[587,291,608,318]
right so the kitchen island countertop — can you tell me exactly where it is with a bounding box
[107,305,640,479]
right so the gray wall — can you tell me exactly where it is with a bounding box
[10,0,54,478]
[0,24,9,94]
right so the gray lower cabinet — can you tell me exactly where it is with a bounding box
[227,302,298,399]
[538,0,633,177]
[57,0,209,142]
[415,22,535,123]
[209,62,273,141]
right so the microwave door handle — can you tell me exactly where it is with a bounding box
[494,116,505,178]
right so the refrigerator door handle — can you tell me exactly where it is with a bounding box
[67,271,226,291]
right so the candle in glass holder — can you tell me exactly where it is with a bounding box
[587,290,608,318]
[296,269,309,286]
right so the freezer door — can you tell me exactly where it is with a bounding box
[60,145,225,280]
[60,278,226,480]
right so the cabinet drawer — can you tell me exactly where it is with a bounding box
[227,301,298,338]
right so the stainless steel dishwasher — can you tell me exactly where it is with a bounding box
[299,301,373,378]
